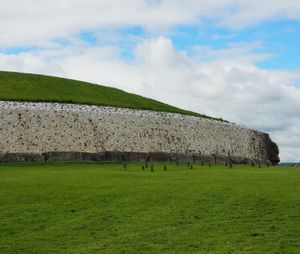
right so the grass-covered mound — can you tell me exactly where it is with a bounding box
[0,71,223,121]
[0,162,299,253]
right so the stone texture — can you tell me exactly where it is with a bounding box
[0,101,276,164]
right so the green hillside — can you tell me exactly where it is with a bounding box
[0,71,223,121]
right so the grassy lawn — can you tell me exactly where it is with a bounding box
[0,71,222,121]
[0,162,299,253]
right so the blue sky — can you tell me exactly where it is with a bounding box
[0,0,300,161]
[2,17,300,70]
[3,18,300,70]
[172,20,300,70]
[72,19,300,93]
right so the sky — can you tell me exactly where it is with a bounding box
[0,0,300,162]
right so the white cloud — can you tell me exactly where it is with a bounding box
[220,0,300,28]
[1,0,300,47]
[1,37,300,161]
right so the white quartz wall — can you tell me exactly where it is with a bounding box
[0,101,269,161]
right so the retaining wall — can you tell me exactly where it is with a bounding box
[0,101,275,164]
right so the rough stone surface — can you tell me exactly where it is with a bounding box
[0,101,275,163]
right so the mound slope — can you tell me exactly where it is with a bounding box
[0,71,223,121]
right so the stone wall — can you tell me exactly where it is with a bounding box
[0,101,275,164]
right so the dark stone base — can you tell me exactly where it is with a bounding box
[0,151,271,165]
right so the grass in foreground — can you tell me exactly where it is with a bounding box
[0,162,299,253]
[0,71,223,121]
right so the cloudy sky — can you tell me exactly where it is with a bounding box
[1,0,300,161]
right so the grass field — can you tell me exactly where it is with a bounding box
[0,71,222,121]
[0,162,299,253]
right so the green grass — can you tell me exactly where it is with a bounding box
[0,162,299,253]
[0,71,223,121]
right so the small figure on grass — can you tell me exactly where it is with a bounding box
[142,165,145,171]
[226,154,231,168]
[164,165,167,171]
[213,154,217,164]
[209,163,211,167]
[190,164,193,170]
[123,163,127,170]
[42,153,49,162]
[151,164,154,172]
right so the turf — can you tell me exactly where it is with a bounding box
[0,162,299,253]
[0,71,223,121]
